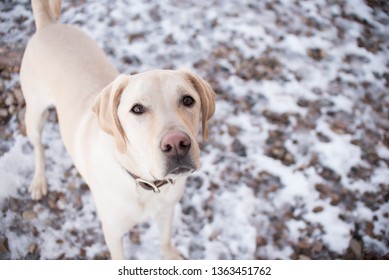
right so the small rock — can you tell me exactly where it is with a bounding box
[85,238,94,247]
[330,120,348,134]
[130,230,140,245]
[263,110,290,125]
[315,183,330,194]
[127,32,145,43]
[316,98,334,107]
[22,210,37,220]
[13,88,24,105]
[47,198,57,210]
[299,254,311,260]
[94,251,110,260]
[209,230,219,241]
[0,108,8,118]
[312,206,324,213]
[67,180,77,189]
[149,5,161,22]
[313,240,323,253]
[164,34,176,45]
[319,166,341,182]
[269,145,286,159]
[5,94,15,106]
[309,152,319,166]
[32,226,39,238]
[316,132,331,143]
[256,236,267,247]
[330,193,341,206]
[8,105,16,114]
[283,152,295,165]
[47,192,60,209]
[297,98,310,107]
[57,253,66,260]
[350,239,363,259]
[0,238,9,254]
[205,207,213,222]
[297,239,310,250]
[72,191,83,210]
[57,192,68,210]
[14,15,28,24]
[9,198,20,212]
[231,139,247,157]
[80,183,90,192]
[267,145,295,166]
[122,55,141,65]
[79,248,86,258]
[365,222,375,238]
[307,48,327,61]
[28,243,37,254]
[0,68,11,80]
[265,184,279,198]
[254,171,283,196]
[228,125,240,137]
[266,130,285,145]
[348,165,372,181]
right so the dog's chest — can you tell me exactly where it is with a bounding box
[134,185,182,220]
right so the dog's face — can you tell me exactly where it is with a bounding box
[93,70,215,180]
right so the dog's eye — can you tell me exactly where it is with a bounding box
[182,95,195,107]
[130,104,146,115]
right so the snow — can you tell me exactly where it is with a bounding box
[345,0,374,23]
[1,0,388,260]
[0,134,32,199]
[305,202,352,254]
[314,120,362,179]
[371,166,389,186]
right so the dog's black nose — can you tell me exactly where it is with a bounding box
[160,131,191,158]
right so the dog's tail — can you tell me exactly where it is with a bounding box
[31,0,62,31]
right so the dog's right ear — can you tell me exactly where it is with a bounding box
[92,74,129,153]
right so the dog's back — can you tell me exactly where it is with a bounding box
[21,0,118,153]
[21,0,118,105]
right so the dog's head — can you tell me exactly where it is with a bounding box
[92,69,215,181]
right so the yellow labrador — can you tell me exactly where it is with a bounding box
[20,0,215,259]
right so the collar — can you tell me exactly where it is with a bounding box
[125,170,174,193]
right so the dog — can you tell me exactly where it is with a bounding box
[20,0,215,259]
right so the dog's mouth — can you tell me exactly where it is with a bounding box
[165,158,197,177]
[163,152,198,178]
[169,166,194,175]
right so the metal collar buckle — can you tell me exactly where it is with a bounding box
[135,178,174,193]
[125,168,174,193]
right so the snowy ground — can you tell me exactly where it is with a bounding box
[0,0,388,259]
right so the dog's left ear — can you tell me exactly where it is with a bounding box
[181,70,216,141]
[92,74,129,153]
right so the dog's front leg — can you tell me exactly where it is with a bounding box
[156,206,184,260]
[102,224,126,260]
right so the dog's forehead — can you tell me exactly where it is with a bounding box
[122,70,192,100]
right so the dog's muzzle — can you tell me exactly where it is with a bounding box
[160,131,196,176]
